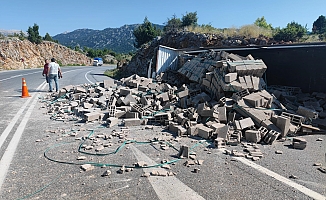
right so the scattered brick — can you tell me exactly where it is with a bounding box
[80,164,94,171]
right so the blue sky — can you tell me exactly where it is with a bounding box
[1,0,325,36]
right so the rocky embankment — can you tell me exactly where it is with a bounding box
[0,38,91,70]
[122,31,273,77]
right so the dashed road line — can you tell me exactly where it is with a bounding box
[131,145,205,200]
[0,71,40,82]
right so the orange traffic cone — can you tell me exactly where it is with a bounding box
[21,78,31,98]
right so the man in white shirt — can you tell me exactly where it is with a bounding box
[47,58,62,92]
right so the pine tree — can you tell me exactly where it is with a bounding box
[27,23,42,44]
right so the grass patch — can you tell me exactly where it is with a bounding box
[187,24,272,38]
[104,68,123,79]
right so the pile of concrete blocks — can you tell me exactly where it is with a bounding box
[43,50,326,157]
[175,50,326,146]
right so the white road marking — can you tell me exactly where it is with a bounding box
[84,70,94,84]
[110,178,133,183]
[233,156,326,200]
[0,71,40,82]
[0,67,87,82]
[0,82,47,190]
[296,180,326,189]
[130,145,205,200]
[0,81,46,150]
[0,96,33,150]
[111,185,129,192]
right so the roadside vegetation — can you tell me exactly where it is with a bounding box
[104,68,124,79]
[133,14,326,49]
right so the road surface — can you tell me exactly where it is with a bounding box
[0,65,325,199]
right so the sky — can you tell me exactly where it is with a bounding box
[0,0,325,36]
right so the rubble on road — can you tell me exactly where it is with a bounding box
[41,50,326,177]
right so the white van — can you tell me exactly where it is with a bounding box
[93,57,103,66]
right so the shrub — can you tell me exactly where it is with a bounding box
[238,24,272,38]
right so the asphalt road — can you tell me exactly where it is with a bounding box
[0,65,325,200]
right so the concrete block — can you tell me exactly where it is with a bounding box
[225,73,237,83]
[251,76,260,91]
[158,92,169,102]
[216,124,229,139]
[245,130,261,143]
[197,126,213,139]
[276,116,290,137]
[75,86,87,93]
[210,123,225,132]
[244,76,253,89]
[217,107,227,123]
[197,103,206,115]
[258,126,268,138]
[80,164,94,171]
[243,93,264,107]
[119,88,131,96]
[187,126,197,135]
[138,85,148,92]
[202,78,211,87]
[292,137,307,150]
[177,90,189,98]
[214,138,226,149]
[237,117,255,130]
[70,101,79,107]
[200,109,214,117]
[228,53,242,61]
[123,118,141,126]
[281,112,305,126]
[122,94,137,106]
[84,112,100,122]
[107,117,118,127]
[83,102,93,109]
[102,79,114,89]
[178,145,189,158]
[296,106,318,119]
[206,72,214,81]
[125,111,139,119]
[263,130,280,144]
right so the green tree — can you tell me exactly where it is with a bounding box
[254,16,273,30]
[133,17,162,48]
[163,14,182,32]
[18,31,25,40]
[43,33,54,41]
[273,21,307,42]
[181,12,198,27]
[312,15,326,34]
[43,33,58,43]
[27,23,42,44]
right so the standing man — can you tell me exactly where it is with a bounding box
[47,58,62,92]
[42,59,50,84]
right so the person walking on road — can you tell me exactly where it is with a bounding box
[42,59,50,84]
[47,58,62,92]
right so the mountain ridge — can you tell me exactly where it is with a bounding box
[53,24,164,53]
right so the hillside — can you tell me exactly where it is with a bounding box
[53,24,163,53]
[53,24,162,54]
[0,38,90,70]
